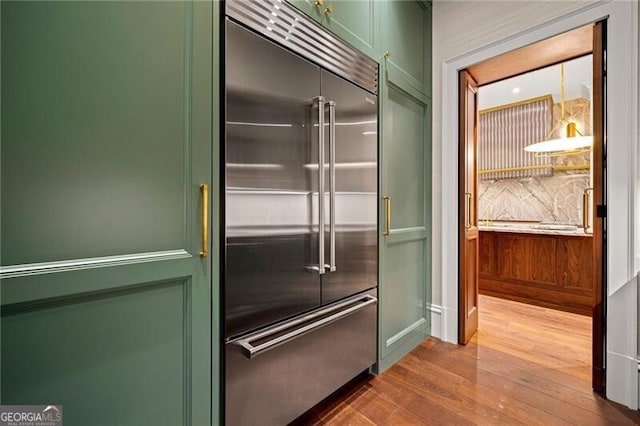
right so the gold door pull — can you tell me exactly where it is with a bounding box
[582,187,593,234]
[314,0,323,8]
[200,183,209,257]
[383,196,391,236]
[324,5,333,15]
[465,192,472,229]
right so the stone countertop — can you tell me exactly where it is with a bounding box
[478,223,592,237]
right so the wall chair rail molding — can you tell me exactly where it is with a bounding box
[0,250,191,279]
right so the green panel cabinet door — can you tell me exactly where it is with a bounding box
[286,0,323,22]
[1,1,219,425]
[287,0,377,59]
[378,0,432,372]
[380,0,431,99]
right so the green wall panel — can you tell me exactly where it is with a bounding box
[384,85,427,230]
[1,1,189,265]
[2,281,187,426]
[1,1,214,424]
[381,240,427,355]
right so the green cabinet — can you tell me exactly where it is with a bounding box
[377,0,432,372]
[287,0,378,59]
[381,0,432,99]
[0,1,220,424]
[286,0,318,19]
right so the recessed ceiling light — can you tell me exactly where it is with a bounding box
[512,87,521,94]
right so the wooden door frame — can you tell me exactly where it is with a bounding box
[590,19,606,393]
[441,0,638,408]
[458,70,479,344]
[456,24,607,392]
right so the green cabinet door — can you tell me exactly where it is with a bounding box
[286,0,323,22]
[0,1,218,425]
[377,0,432,372]
[380,0,431,99]
[287,0,378,60]
[321,0,377,59]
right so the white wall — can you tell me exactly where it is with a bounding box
[431,0,598,307]
[432,0,639,409]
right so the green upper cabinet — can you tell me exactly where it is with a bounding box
[287,0,378,59]
[321,0,377,59]
[380,0,431,100]
[286,0,324,22]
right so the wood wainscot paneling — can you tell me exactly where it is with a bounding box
[479,231,594,316]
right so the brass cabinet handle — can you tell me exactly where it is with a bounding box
[582,187,593,233]
[465,192,472,229]
[383,196,391,236]
[314,0,323,8]
[200,183,209,257]
[324,5,333,15]
[384,50,391,58]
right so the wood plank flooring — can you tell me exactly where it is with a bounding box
[292,295,640,425]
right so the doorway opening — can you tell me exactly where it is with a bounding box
[458,22,606,393]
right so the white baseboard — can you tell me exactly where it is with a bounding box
[606,273,638,409]
[606,351,639,410]
[427,303,443,339]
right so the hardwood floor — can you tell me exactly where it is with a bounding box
[292,295,640,425]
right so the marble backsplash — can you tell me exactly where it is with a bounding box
[478,98,591,225]
[478,173,590,225]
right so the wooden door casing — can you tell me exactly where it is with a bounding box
[455,21,605,394]
[458,70,479,344]
[591,19,606,394]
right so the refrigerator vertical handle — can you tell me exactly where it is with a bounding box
[317,96,326,275]
[328,101,337,272]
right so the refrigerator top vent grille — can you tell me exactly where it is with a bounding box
[226,0,378,95]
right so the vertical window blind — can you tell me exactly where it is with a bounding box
[478,96,553,180]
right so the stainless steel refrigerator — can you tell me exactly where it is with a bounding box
[224,1,379,424]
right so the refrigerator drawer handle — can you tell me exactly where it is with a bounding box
[235,295,377,359]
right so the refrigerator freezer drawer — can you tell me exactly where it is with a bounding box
[225,290,377,425]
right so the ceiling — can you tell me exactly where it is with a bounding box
[478,54,593,111]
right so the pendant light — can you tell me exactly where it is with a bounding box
[524,63,592,154]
